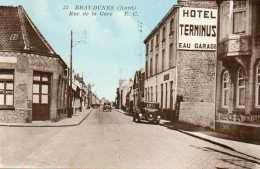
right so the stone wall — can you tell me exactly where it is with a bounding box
[0,109,31,123]
[177,51,216,103]
[179,102,215,129]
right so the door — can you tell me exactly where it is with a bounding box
[32,72,51,121]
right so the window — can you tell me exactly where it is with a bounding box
[165,83,168,108]
[0,69,14,107]
[146,43,149,56]
[161,84,164,108]
[155,54,158,74]
[151,87,153,102]
[236,67,245,108]
[233,0,246,34]
[162,27,166,42]
[9,33,19,41]
[162,49,165,71]
[148,87,150,102]
[256,2,260,35]
[150,58,153,76]
[170,19,174,34]
[156,34,159,47]
[145,88,147,101]
[155,85,158,102]
[145,61,148,78]
[170,81,173,109]
[150,39,154,52]
[169,43,173,68]
[256,63,260,107]
[222,71,230,108]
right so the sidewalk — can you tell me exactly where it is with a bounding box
[160,120,260,160]
[0,108,93,127]
[116,108,260,159]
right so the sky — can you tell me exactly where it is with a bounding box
[1,0,176,101]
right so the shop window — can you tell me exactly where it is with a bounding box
[222,70,230,108]
[0,69,14,107]
[233,0,247,34]
[236,67,245,108]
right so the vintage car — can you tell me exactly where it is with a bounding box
[133,101,161,124]
[103,102,112,112]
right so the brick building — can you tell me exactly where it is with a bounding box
[216,0,260,140]
[144,0,217,128]
[0,6,68,123]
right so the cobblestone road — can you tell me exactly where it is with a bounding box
[0,109,260,169]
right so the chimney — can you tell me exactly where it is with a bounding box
[177,0,189,6]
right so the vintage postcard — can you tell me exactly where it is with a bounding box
[0,0,260,168]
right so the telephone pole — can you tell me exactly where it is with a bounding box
[68,30,73,118]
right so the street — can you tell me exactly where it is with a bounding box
[0,109,260,169]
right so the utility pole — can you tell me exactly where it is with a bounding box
[67,30,86,117]
[68,30,73,118]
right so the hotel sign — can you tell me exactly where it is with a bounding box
[178,7,217,51]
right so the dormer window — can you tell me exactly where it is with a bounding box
[9,33,19,41]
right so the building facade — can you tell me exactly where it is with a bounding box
[118,79,133,110]
[216,0,260,140]
[0,6,68,123]
[133,68,145,112]
[144,0,217,128]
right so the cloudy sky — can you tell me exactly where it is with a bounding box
[1,0,176,101]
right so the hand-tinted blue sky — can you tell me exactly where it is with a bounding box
[1,0,176,101]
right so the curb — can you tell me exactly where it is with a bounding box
[175,129,235,151]
[0,109,93,127]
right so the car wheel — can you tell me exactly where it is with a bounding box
[155,120,160,125]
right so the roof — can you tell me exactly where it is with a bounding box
[0,5,56,56]
[144,5,179,43]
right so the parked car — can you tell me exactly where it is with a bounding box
[133,101,161,124]
[103,102,112,112]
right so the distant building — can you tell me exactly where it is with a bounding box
[216,0,260,140]
[133,68,145,112]
[71,73,87,113]
[144,0,217,128]
[118,79,133,110]
[0,6,68,123]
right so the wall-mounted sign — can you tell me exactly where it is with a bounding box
[178,7,217,51]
